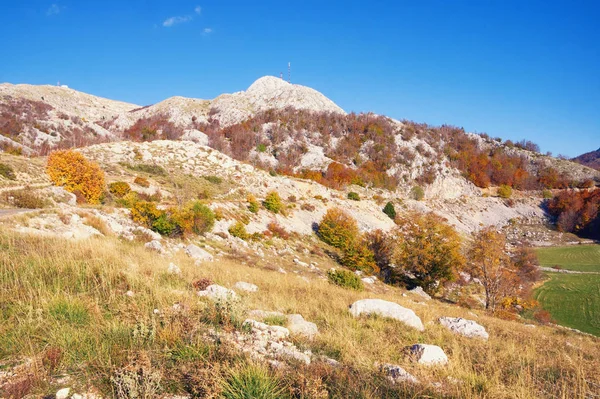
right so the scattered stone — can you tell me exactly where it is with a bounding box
[125,290,135,297]
[524,324,536,328]
[349,299,425,331]
[381,363,419,384]
[234,281,258,292]
[56,388,70,399]
[409,344,448,366]
[439,317,489,340]
[197,284,238,301]
[362,276,376,284]
[293,258,309,267]
[185,244,214,262]
[287,314,319,339]
[409,286,431,300]
[244,319,290,340]
[144,240,163,252]
[278,267,287,274]
[167,262,181,275]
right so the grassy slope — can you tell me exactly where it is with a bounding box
[534,245,600,337]
[536,245,600,272]
[1,233,599,398]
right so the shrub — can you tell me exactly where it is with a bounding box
[123,163,167,176]
[0,189,48,208]
[347,192,360,201]
[193,278,214,291]
[130,201,163,228]
[542,189,553,199]
[247,194,260,213]
[0,162,16,180]
[382,201,396,219]
[497,184,513,199]
[256,143,267,152]
[263,191,283,213]
[134,176,150,188]
[229,221,249,240]
[339,240,377,274]
[108,181,132,198]
[222,365,288,399]
[267,221,290,240]
[202,175,223,184]
[317,208,359,251]
[327,269,364,291]
[47,150,105,204]
[411,186,424,201]
[301,203,316,211]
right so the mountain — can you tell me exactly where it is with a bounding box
[572,148,600,171]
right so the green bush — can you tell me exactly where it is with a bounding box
[122,163,167,176]
[108,181,132,198]
[542,189,553,199]
[327,269,364,291]
[228,221,249,240]
[318,208,359,251]
[188,201,216,234]
[411,186,425,201]
[263,191,283,213]
[202,175,223,185]
[498,184,513,199]
[382,201,396,219]
[0,163,16,180]
[347,192,360,201]
[256,143,267,153]
[247,194,260,213]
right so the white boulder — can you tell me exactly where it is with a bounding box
[287,314,319,339]
[144,240,163,252]
[56,388,70,399]
[439,317,489,340]
[185,244,214,262]
[409,286,431,300]
[167,262,181,275]
[409,344,448,366]
[197,284,238,301]
[380,363,419,384]
[349,299,425,331]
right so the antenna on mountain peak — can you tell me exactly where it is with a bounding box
[288,62,291,83]
[280,72,283,80]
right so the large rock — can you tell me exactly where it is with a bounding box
[380,363,419,384]
[349,299,425,331]
[185,244,214,262]
[409,344,448,366]
[197,284,238,301]
[439,317,489,340]
[287,314,319,339]
[408,286,431,300]
[144,240,163,252]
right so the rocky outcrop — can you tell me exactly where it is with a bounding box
[380,363,419,384]
[185,244,214,262]
[287,314,319,339]
[409,344,448,366]
[197,284,238,301]
[349,299,425,331]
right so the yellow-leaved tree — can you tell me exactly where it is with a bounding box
[46,149,105,204]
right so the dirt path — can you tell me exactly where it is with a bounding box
[0,183,51,193]
[539,266,600,275]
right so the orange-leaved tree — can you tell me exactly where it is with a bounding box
[46,149,105,204]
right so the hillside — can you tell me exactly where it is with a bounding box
[573,148,600,170]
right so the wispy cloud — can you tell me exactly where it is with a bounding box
[46,3,61,16]
[203,28,213,35]
[163,15,193,27]
[162,6,203,28]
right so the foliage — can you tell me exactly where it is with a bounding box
[411,186,424,201]
[134,176,150,188]
[391,212,464,292]
[256,143,267,153]
[222,365,289,399]
[124,113,183,141]
[202,175,223,184]
[327,269,364,291]
[108,181,132,198]
[122,162,167,176]
[263,191,283,213]
[366,229,394,273]
[46,149,105,204]
[317,208,359,251]
[546,189,600,238]
[382,201,396,219]
[466,227,514,311]
[229,221,249,240]
[266,222,290,240]
[0,162,16,180]
[497,184,513,199]
[347,192,360,201]
[129,200,214,237]
[0,189,48,209]
[247,194,260,213]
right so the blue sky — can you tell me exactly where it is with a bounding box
[1,0,598,157]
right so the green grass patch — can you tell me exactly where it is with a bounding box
[534,273,600,336]
[536,245,600,272]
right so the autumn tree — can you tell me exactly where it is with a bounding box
[466,227,513,311]
[390,212,465,293]
[46,149,105,204]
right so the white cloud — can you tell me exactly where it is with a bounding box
[203,28,213,34]
[194,6,202,15]
[162,15,192,27]
[46,3,60,16]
